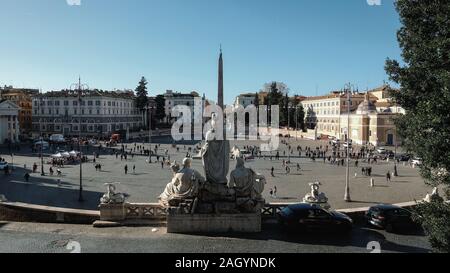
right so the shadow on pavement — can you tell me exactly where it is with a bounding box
[0,167,102,210]
[198,223,430,253]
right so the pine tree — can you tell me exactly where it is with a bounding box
[135,76,148,111]
[385,0,450,252]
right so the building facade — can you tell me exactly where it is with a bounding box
[31,90,143,138]
[163,90,206,124]
[301,85,404,147]
[233,93,258,108]
[0,87,38,137]
[0,99,20,144]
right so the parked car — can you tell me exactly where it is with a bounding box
[377,147,386,154]
[34,140,49,150]
[332,139,340,145]
[0,161,9,170]
[396,153,412,162]
[278,203,353,233]
[365,204,419,233]
[411,157,422,166]
[49,134,65,144]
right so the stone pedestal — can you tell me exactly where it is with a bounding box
[99,203,125,221]
[167,212,261,233]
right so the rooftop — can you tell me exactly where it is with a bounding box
[32,89,136,99]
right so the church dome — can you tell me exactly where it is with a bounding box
[356,93,377,115]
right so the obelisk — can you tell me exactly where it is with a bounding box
[218,46,224,109]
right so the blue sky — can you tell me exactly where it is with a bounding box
[0,0,401,104]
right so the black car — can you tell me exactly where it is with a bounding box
[396,154,412,162]
[365,204,419,232]
[278,203,353,233]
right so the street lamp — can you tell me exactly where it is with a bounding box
[70,77,89,202]
[144,105,154,163]
[344,83,352,202]
[38,91,45,176]
[394,127,398,176]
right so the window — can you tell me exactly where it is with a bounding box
[88,101,93,106]
[73,101,78,106]
[55,101,60,106]
[64,101,69,106]
[96,100,101,106]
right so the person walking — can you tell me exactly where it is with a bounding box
[386,171,391,183]
[271,166,275,177]
[124,164,128,175]
[269,188,274,198]
[133,164,136,174]
[285,165,290,175]
[273,186,277,199]
[24,172,30,182]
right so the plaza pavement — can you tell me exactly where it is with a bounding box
[0,137,430,210]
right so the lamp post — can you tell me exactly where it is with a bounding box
[394,127,398,176]
[144,105,153,163]
[70,77,89,202]
[344,83,352,202]
[38,91,45,176]
[295,105,298,141]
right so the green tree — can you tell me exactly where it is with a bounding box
[289,96,305,130]
[264,81,286,125]
[254,92,259,107]
[154,94,166,124]
[385,0,450,252]
[135,76,149,111]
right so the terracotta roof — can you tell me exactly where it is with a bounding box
[33,89,136,99]
[303,92,377,102]
[375,101,400,108]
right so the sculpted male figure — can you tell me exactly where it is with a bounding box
[229,157,266,201]
[159,158,205,207]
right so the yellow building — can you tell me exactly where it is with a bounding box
[301,85,403,147]
[0,87,38,137]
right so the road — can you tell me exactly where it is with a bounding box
[0,221,431,253]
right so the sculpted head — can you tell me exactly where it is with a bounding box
[182,158,192,168]
[171,162,180,173]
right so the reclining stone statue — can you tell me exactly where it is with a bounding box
[159,158,205,207]
[228,157,266,212]
[302,181,330,210]
[423,187,444,203]
[100,183,126,204]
